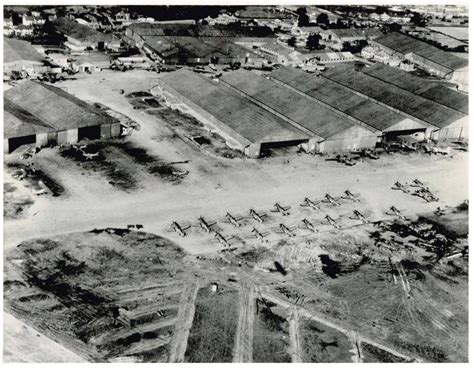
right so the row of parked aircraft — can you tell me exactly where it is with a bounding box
[168,189,408,248]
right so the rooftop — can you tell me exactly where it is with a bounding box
[157,69,308,145]
[144,36,262,60]
[363,63,468,114]
[52,17,119,43]
[4,38,45,64]
[128,22,276,39]
[373,32,468,71]
[221,70,365,139]
[269,67,413,132]
[322,63,466,128]
[324,28,383,40]
[4,80,118,139]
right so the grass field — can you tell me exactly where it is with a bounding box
[184,286,239,362]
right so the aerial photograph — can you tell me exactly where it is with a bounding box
[2,2,469,364]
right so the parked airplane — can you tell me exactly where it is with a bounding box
[322,215,341,229]
[214,231,233,248]
[224,212,244,228]
[386,206,406,220]
[197,216,216,233]
[299,218,318,233]
[171,221,191,237]
[277,223,296,237]
[300,197,321,210]
[271,202,291,216]
[322,194,341,206]
[251,227,269,243]
[249,209,266,223]
[341,190,360,202]
[350,210,370,224]
[391,181,411,194]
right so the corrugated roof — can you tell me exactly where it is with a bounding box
[157,69,308,145]
[373,32,468,71]
[129,22,276,39]
[362,63,468,114]
[269,67,414,132]
[4,38,45,64]
[322,63,466,128]
[53,17,119,43]
[221,70,363,139]
[325,28,383,40]
[4,80,118,139]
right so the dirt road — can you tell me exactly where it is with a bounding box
[232,281,255,362]
[168,282,198,363]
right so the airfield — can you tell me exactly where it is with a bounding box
[4,70,469,363]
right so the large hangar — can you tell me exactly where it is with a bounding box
[268,66,433,142]
[153,69,380,158]
[321,64,468,141]
[152,69,310,158]
[220,70,379,153]
[4,80,122,153]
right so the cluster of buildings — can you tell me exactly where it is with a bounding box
[364,32,468,91]
[51,17,121,52]
[4,9,49,37]
[2,5,469,157]
[125,22,275,65]
[152,63,467,158]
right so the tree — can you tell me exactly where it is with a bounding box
[306,33,322,50]
[316,13,329,26]
[411,12,426,27]
[287,36,297,47]
[296,7,309,27]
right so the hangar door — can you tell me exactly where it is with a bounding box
[260,139,307,156]
[8,135,36,153]
[78,125,101,141]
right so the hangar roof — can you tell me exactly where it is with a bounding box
[322,63,466,128]
[221,70,365,139]
[4,38,45,64]
[362,63,468,114]
[157,69,309,145]
[372,32,468,71]
[4,80,118,139]
[269,67,412,132]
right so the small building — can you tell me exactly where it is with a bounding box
[71,52,112,72]
[47,52,70,68]
[258,42,301,65]
[53,17,121,52]
[321,28,383,51]
[4,80,123,153]
[308,51,355,64]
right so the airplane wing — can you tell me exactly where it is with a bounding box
[283,206,291,211]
